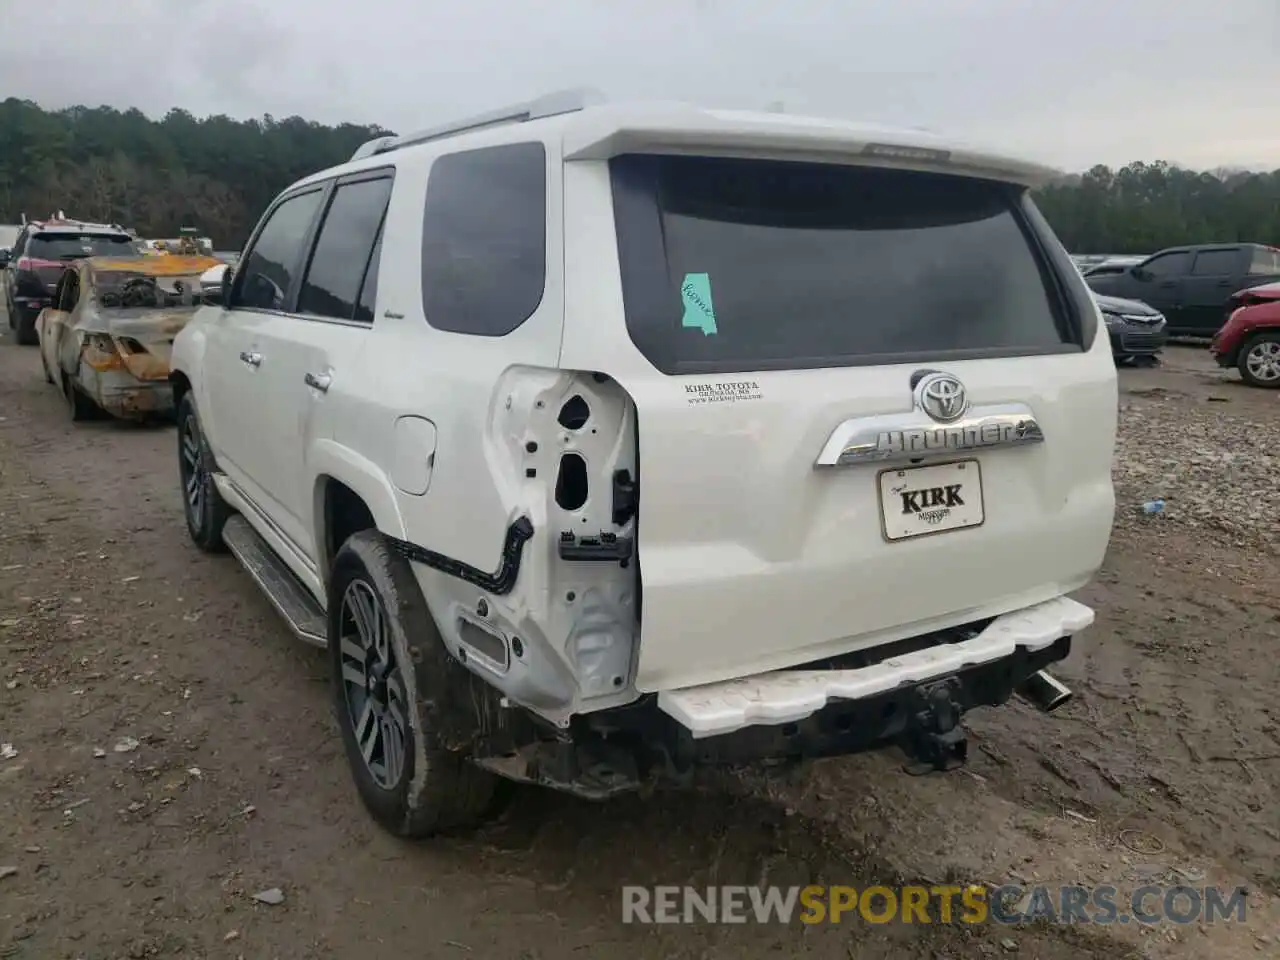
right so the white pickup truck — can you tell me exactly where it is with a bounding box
[171,91,1116,837]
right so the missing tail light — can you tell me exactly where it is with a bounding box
[81,332,123,371]
[116,337,148,355]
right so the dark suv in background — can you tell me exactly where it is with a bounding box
[1085,242,1280,337]
[1,218,137,344]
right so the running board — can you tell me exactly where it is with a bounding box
[222,515,328,648]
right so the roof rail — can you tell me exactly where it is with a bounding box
[349,87,606,162]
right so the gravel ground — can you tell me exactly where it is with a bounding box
[1112,352,1280,552]
[1,332,1277,959]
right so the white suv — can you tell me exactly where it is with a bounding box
[170,90,1116,836]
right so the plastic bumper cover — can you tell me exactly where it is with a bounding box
[656,596,1094,738]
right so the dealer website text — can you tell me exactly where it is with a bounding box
[621,884,1248,926]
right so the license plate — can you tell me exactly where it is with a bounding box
[878,460,984,541]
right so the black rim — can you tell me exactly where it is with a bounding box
[179,414,205,525]
[339,580,409,790]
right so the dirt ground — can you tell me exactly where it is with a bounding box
[1,317,1277,959]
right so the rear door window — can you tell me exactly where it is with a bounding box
[27,233,135,261]
[1189,249,1239,276]
[610,154,1080,374]
[298,174,393,323]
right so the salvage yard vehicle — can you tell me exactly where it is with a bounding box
[3,216,138,345]
[170,91,1116,837]
[1085,242,1280,336]
[1211,281,1280,387]
[1094,292,1166,364]
[37,255,222,421]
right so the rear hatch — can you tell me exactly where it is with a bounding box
[562,150,1117,692]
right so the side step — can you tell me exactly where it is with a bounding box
[222,515,328,647]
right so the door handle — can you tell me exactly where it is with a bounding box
[239,350,262,367]
[304,371,332,393]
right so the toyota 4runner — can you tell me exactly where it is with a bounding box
[170,90,1117,837]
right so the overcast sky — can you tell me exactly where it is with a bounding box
[2,0,1278,172]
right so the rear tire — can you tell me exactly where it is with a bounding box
[176,392,230,551]
[1238,332,1280,388]
[62,373,97,421]
[15,313,37,346]
[329,530,505,838]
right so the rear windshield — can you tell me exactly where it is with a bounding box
[610,155,1082,373]
[28,233,135,261]
[95,272,207,310]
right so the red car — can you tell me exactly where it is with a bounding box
[1211,282,1280,388]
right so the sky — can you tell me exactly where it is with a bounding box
[2,0,1278,173]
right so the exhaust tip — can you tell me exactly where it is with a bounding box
[1016,670,1073,713]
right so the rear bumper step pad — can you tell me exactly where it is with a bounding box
[656,596,1094,738]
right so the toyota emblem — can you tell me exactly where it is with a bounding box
[915,372,968,423]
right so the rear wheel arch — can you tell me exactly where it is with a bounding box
[319,477,379,578]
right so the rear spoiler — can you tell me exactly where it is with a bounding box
[560,105,1060,188]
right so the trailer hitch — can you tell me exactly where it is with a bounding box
[901,678,968,775]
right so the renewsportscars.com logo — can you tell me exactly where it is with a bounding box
[621,884,1248,926]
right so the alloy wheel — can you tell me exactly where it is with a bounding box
[1244,340,1280,384]
[338,580,410,790]
[179,415,205,525]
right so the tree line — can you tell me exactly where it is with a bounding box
[0,98,389,248]
[1,98,1278,254]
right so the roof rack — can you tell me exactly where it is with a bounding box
[349,87,606,162]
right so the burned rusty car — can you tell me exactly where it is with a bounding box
[36,255,223,421]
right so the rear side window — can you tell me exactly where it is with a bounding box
[234,189,324,311]
[610,155,1081,373]
[1190,249,1238,276]
[421,142,547,336]
[1249,247,1280,275]
[298,175,393,323]
[28,233,134,260]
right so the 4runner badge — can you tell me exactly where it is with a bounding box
[813,372,1046,467]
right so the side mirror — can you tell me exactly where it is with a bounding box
[220,264,233,306]
[1130,265,1150,281]
[0,247,10,267]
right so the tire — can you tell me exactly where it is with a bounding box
[1237,332,1280,389]
[176,392,230,551]
[329,530,505,837]
[62,372,97,421]
[15,312,37,346]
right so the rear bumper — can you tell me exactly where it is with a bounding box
[474,597,1091,797]
[80,369,175,420]
[657,596,1092,737]
[1210,334,1241,367]
[9,297,46,325]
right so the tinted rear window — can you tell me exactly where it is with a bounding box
[610,155,1081,373]
[28,233,135,260]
